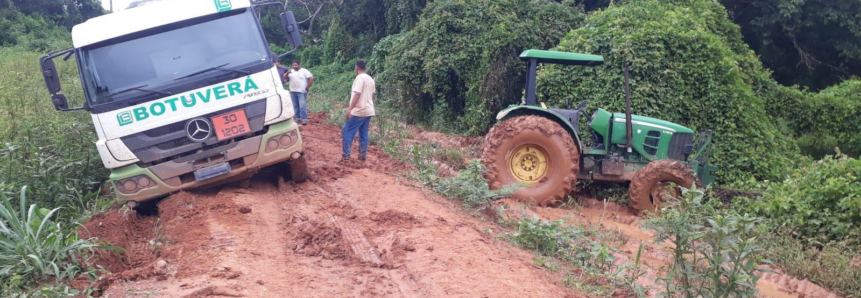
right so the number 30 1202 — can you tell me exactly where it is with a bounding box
[212,109,250,140]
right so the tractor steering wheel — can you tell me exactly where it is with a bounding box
[574,100,591,122]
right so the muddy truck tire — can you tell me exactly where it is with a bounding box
[481,115,579,205]
[287,155,309,183]
[628,159,695,211]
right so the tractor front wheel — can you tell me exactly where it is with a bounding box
[628,160,695,211]
[481,116,579,205]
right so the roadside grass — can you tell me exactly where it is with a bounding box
[0,187,104,297]
[756,227,861,296]
[0,49,109,222]
[0,49,112,296]
[510,217,646,296]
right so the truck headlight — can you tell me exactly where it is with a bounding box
[115,175,155,194]
[265,129,299,153]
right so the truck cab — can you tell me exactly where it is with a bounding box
[39,0,308,206]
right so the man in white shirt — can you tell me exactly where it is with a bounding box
[282,60,314,125]
[342,60,375,161]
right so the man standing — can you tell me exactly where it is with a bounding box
[283,60,313,125]
[342,60,375,161]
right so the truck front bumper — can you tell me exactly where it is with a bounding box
[109,119,303,204]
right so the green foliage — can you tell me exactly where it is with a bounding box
[511,217,644,296]
[0,187,101,296]
[739,155,861,244]
[538,0,800,183]
[644,187,766,298]
[0,49,107,218]
[719,0,861,90]
[0,10,72,52]
[375,0,584,134]
[383,0,427,34]
[767,80,861,158]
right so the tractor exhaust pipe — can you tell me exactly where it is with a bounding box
[624,62,632,152]
[617,63,633,152]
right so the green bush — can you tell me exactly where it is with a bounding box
[0,10,71,52]
[538,0,801,183]
[644,187,766,297]
[375,0,584,134]
[768,80,861,158]
[740,155,861,244]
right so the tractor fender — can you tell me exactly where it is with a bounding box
[496,105,583,152]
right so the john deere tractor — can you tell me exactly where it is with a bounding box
[481,50,717,210]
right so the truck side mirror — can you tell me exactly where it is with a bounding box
[52,94,69,110]
[280,11,303,48]
[40,56,61,94]
[39,49,85,111]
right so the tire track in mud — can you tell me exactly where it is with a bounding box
[87,113,583,298]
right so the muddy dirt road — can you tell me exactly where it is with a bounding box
[82,115,582,298]
[81,114,842,298]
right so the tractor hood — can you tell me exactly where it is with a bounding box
[610,112,694,134]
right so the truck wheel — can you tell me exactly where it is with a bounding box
[481,115,579,205]
[287,155,309,183]
[628,160,694,211]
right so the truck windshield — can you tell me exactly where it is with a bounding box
[79,9,269,106]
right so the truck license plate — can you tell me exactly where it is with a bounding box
[193,162,231,181]
[212,109,250,141]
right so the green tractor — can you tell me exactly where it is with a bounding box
[481,50,717,210]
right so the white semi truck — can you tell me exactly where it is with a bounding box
[39,0,308,207]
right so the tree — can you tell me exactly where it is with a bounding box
[720,0,861,90]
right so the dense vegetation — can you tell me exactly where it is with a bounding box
[538,0,800,183]
[1,0,860,295]
[372,0,583,134]
[719,0,861,90]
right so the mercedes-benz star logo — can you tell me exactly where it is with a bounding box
[186,118,212,142]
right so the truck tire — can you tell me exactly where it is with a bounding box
[288,155,309,183]
[481,115,579,205]
[628,160,695,211]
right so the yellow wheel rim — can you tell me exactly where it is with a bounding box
[508,144,550,183]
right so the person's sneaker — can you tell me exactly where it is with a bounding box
[342,155,350,160]
[359,156,366,162]
[302,119,308,125]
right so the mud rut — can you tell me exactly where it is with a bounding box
[86,114,576,298]
[82,113,843,298]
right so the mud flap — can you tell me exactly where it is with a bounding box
[287,155,309,183]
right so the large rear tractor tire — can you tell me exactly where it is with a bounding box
[628,160,695,212]
[481,115,579,205]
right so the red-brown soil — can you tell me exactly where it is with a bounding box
[82,113,583,298]
[80,112,843,298]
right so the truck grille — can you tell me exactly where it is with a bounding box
[121,99,268,164]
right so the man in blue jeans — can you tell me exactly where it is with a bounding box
[283,60,314,125]
[342,60,375,161]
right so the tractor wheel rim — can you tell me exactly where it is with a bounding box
[508,144,550,183]
[650,182,680,206]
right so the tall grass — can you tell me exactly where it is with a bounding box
[0,49,106,220]
[0,187,102,296]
